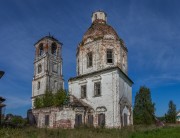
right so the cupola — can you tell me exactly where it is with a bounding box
[92,11,107,24]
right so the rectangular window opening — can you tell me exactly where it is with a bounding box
[94,82,101,96]
[106,49,113,63]
[81,85,87,98]
[87,52,93,68]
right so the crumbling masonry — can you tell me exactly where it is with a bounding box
[32,11,133,128]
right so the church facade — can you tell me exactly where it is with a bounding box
[32,11,133,128]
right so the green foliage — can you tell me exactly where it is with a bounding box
[42,91,54,107]
[133,86,155,125]
[11,116,27,126]
[1,125,180,138]
[34,97,43,108]
[54,89,68,106]
[3,114,27,127]
[157,116,165,122]
[165,100,176,123]
[34,89,68,109]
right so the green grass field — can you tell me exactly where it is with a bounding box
[0,125,180,138]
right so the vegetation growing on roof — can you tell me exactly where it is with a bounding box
[34,89,68,109]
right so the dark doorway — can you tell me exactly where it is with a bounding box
[98,113,105,127]
[75,114,82,127]
[45,115,49,126]
[123,113,127,127]
[88,115,93,126]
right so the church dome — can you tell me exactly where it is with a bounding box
[82,23,119,42]
[82,11,120,44]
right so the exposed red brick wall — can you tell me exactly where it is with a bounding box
[53,119,71,128]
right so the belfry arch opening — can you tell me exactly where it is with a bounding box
[39,43,44,56]
[51,43,57,55]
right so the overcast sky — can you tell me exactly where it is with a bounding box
[0,0,180,117]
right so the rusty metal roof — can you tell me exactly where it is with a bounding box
[82,22,119,43]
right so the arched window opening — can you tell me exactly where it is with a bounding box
[51,43,57,55]
[38,64,42,73]
[75,114,82,127]
[37,81,40,90]
[87,52,93,67]
[39,44,44,56]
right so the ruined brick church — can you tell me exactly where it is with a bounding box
[31,11,133,128]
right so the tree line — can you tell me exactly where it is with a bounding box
[133,86,177,125]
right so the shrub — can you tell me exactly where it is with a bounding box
[34,89,68,109]
[34,97,43,108]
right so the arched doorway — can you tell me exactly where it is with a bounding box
[123,113,128,127]
[75,114,82,127]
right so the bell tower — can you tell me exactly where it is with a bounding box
[32,35,64,107]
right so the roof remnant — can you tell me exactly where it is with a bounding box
[69,95,92,109]
[69,66,133,84]
[34,36,63,46]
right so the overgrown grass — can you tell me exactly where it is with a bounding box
[0,125,180,138]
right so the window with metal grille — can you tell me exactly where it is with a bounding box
[106,49,113,63]
[87,52,93,67]
[94,82,101,96]
[81,85,86,98]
